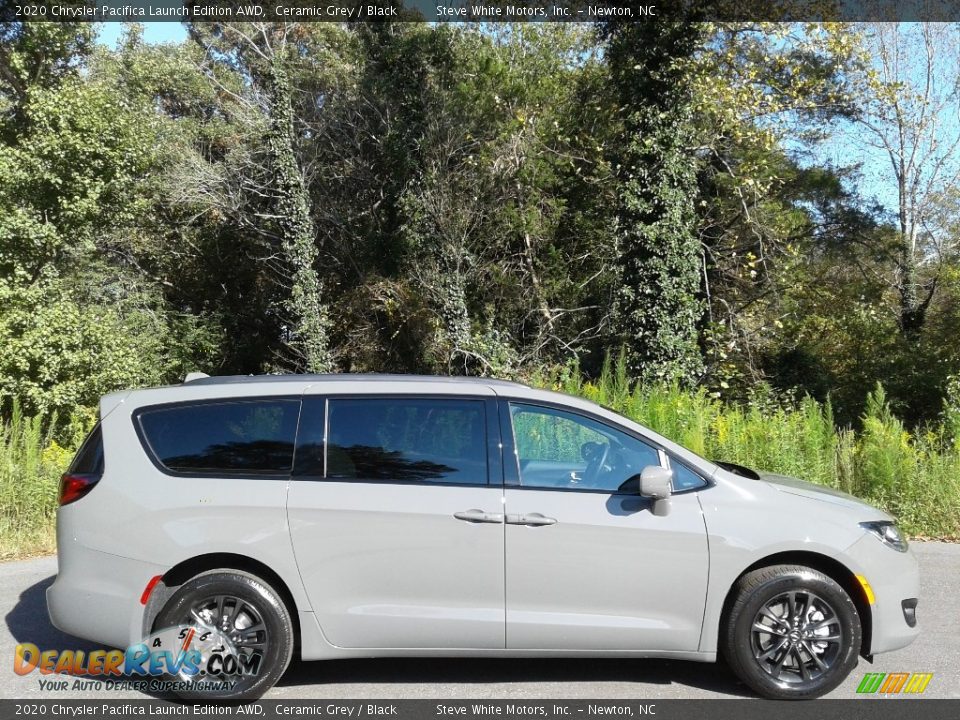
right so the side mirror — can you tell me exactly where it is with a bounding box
[640,465,673,516]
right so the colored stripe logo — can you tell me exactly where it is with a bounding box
[857,672,933,694]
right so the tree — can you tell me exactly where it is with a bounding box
[846,23,960,335]
[0,22,95,133]
[0,24,205,415]
[184,22,335,372]
[604,19,707,384]
[678,23,860,391]
[314,24,614,376]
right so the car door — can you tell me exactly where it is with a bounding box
[503,401,709,652]
[287,391,505,649]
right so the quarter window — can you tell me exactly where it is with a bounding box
[670,459,708,492]
[509,403,661,492]
[70,425,104,475]
[325,398,487,484]
[137,400,300,475]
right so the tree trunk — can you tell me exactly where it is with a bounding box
[897,166,923,335]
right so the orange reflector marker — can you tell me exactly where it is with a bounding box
[855,574,876,605]
[140,575,162,605]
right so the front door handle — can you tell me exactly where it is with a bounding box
[506,513,557,527]
[454,509,504,524]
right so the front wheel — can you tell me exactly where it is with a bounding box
[722,564,861,699]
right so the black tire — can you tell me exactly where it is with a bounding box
[722,564,861,699]
[152,570,294,701]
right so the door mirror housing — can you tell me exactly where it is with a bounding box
[616,466,673,516]
[640,465,673,516]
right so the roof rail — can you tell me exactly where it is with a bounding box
[179,372,528,388]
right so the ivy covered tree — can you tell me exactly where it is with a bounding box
[184,22,335,373]
[604,19,707,384]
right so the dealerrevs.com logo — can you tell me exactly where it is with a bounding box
[856,672,934,694]
[13,625,261,694]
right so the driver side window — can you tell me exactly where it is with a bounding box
[509,403,661,492]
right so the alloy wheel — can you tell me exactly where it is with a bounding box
[750,589,843,684]
[176,594,269,683]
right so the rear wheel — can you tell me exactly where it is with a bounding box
[722,564,861,699]
[152,570,294,701]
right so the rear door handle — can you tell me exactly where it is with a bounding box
[506,513,557,526]
[454,509,504,524]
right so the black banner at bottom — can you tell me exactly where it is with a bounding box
[2,700,958,720]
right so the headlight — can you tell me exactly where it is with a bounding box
[860,521,909,552]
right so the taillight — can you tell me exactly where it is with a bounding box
[58,473,100,506]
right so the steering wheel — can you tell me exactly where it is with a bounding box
[581,441,611,487]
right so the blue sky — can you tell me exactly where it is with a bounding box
[97,22,188,48]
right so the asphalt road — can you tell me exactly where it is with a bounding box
[2,542,957,700]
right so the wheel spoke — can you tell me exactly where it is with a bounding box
[759,606,787,628]
[805,618,836,633]
[802,641,828,671]
[750,589,845,686]
[771,644,791,678]
[759,638,789,661]
[171,590,273,689]
[223,598,242,628]
[753,621,786,636]
[796,646,811,681]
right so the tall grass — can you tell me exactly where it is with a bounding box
[0,402,87,560]
[539,359,960,540]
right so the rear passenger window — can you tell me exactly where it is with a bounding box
[137,400,300,475]
[325,398,487,484]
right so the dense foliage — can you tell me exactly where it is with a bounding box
[2,21,960,435]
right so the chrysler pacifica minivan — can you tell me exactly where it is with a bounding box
[48,374,919,700]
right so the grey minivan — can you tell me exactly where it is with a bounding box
[48,374,919,700]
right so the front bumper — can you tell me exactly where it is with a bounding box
[845,533,921,655]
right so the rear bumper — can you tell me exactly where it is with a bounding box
[47,535,166,650]
[845,533,921,655]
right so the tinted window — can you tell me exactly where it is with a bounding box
[70,425,104,475]
[138,400,300,474]
[326,398,487,484]
[510,403,661,492]
[670,460,708,491]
